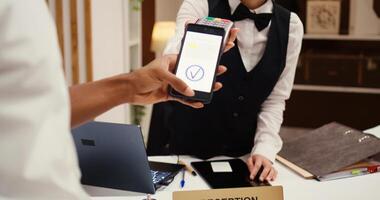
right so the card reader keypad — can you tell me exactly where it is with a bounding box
[197,17,233,29]
[196,17,234,47]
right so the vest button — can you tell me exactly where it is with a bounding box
[233,112,239,117]
[238,96,245,101]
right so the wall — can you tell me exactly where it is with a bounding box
[138,0,183,141]
[48,0,131,124]
[47,0,91,85]
[155,0,183,21]
[91,0,130,123]
[350,0,380,35]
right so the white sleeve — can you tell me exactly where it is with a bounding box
[251,13,304,163]
[163,0,209,55]
[0,0,88,199]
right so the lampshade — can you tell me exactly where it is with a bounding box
[151,21,176,53]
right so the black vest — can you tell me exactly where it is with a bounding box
[148,0,290,159]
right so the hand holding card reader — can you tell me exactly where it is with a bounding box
[169,17,234,104]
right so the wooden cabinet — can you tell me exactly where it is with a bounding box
[284,37,380,130]
[303,53,361,86]
[284,90,380,130]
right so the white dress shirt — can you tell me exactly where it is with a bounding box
[0,1,88,199]
[164,0,304,162]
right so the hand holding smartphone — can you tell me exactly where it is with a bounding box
[169,17,234,104]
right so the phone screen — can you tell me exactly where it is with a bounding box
[175,31,223,93]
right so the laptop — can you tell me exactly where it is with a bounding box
[72,121,183,194]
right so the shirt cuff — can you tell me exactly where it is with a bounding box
[251,142,279,163]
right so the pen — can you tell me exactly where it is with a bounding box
[350,169,367,176]
[365,165,380,173]
[178,160,197,176]
[318,164,380,181]
[180,169,185,188]
[351,165,380,175]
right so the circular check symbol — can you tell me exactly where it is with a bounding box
[185,65,204,82]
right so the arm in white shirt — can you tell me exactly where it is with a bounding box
[251,13,304,163]
[0,0,88,199]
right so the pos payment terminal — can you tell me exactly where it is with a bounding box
[169,17,234,104]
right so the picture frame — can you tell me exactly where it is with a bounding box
[306,0,341,34]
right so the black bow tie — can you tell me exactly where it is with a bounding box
[231,3,272,31]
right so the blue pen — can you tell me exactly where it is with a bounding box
[180,169,185,188]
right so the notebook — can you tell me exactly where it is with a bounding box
[278,122,380,181]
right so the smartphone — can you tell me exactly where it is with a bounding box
[169,23,226,104]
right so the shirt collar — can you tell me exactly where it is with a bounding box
[228,0,273,14]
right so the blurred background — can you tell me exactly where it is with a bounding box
[45,0,380,140]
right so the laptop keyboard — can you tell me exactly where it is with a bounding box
[151,170,171,184]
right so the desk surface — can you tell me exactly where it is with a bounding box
[86,155,380,200]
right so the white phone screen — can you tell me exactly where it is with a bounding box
[176,31,223,93]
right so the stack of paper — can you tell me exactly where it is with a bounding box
[364,125,380,139]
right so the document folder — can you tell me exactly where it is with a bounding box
[278,122,380,181]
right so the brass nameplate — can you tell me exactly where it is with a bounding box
[173,186,283,200]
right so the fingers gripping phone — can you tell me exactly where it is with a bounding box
[170,18,233,104]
